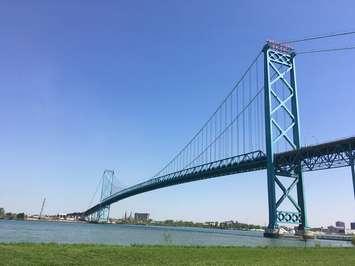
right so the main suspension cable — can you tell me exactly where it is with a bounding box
[282,30,355,44]
[297,45,355,54]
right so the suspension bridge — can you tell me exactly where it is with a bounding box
[82,40,355,238]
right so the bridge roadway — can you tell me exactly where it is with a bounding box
[84,137,355,216]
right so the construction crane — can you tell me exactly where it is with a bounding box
[39,197,46,219]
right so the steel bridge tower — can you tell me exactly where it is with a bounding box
[88,170,114,223]
[82,41,355,235]
[263,41,308,237]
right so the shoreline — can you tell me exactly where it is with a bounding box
[12,218,355,243]
[3,219,352,243]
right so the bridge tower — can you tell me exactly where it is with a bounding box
[263,41,308,237]
[89,170,114,223]
[351,156,355,199]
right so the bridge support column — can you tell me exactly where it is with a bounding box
[263,41,309,238]
[85,170,114,223]
[351,156,355,199]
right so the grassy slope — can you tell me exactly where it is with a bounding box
[0,244,354,265]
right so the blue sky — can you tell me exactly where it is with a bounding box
[0,1,354,227]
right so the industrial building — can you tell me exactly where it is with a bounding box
[134,213,150,222]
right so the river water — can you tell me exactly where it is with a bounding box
[0,220,351,247]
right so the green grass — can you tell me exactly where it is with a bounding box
[0,243,354,265]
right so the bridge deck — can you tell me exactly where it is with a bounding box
[84,137,355,216]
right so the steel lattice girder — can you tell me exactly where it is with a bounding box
[275,137,355,173]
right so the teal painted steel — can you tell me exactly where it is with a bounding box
[263,45,277,229]
[84,151,267,216]
[263,41,307,231]
[290,55,307,230]
[84,137,355,217]
[90,170,114,223]
[351,156,355,199]
[276,211,301,224]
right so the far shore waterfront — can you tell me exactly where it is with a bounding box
[2,217,354,243]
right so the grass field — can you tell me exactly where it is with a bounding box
[0,244,354,265]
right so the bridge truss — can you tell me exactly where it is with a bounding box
[85,137,355,224]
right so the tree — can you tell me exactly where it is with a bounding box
[16,213,25,220]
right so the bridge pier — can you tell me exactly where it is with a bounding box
[263,228,280,238]
[295,229,314,239]
[263,228,313,239]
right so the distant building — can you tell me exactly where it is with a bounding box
[351,222,355,230]
[327,226,345,234]
[335,221,345,229]
[309,227,324,232]
[204,221,218,228]
[66,212,83,220]
[325,221,346,234]
[134,213,149,222]
[220,220,234,229]
[56,214,67,220]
